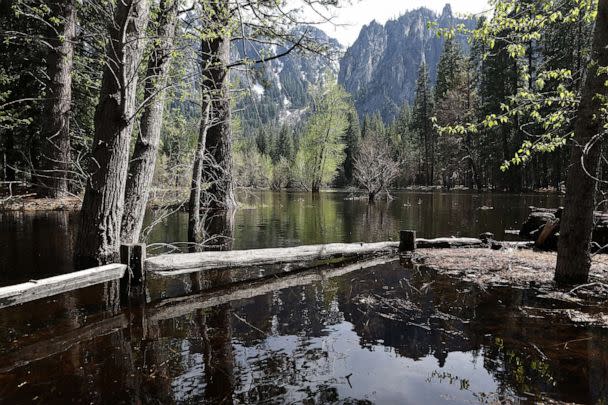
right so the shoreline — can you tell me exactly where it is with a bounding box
[0,188,564,213]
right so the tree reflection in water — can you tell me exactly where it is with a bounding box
[1,259,608,404]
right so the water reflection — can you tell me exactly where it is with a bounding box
[0,191,563,285]
[1,258,606,404]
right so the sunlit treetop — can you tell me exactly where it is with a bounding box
[434,0,604,171]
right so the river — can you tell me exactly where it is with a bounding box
[0,190,563,285]
[5,190,606,404]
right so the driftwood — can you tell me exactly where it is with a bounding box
[520,207,608,251]
[491,241,535,250]
[148,257,397,322]
[0,264,126,309]
[416,237,484,249]
[0,313,128,373]
[145,242,400,275]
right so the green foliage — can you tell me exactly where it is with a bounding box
[339,108,361,186]
[439,0,598,171]
[292,77,351,190]
[435,37,465,103]
[362,112,386,139]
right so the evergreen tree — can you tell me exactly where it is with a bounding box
[275,123,294,162]
[255,127,270,155]
[341,108,361,185]
[434,37,464,103]
[362,112,386,138]
[411,62,434,185]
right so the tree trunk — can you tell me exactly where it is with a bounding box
[555,0,608,285]
[37,0,76,198]
[200,1,235,211]
[188,96,211,243]
[75,0,150,268]
[121,0,179,244]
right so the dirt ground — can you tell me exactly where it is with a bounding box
[0,194,184,212]
[413,247,608,288]
[0,196,81,211]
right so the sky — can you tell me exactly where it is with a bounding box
[311,0,492,46]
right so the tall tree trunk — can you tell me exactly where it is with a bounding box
[2,132,16,182]
[188,96,211,243]
[200,0,235,211]
[121,0,179,244]
[75,0,150,268]
[37,0,76,198]
[555,0,608,285]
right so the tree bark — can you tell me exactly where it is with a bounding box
[75,0,150,268]
[121,0,179,244]
[188,95,211,243]
[37,0,76,198]
[200,0,235,211]
[555,0,608,285]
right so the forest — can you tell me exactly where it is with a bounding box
[2,0,606,284]
[1,0,608,403]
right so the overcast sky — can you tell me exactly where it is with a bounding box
[312,0,492,46]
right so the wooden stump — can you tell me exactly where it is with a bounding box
[120,243,147,304]
[399,230,416,252]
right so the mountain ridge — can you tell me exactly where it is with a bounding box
[338,4,476,122]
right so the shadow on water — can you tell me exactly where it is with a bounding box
[0,190,563,285]
[0,257,606,404]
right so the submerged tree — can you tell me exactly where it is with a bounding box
[354,133,401,202]
[555,0,608,284]
[122,0,181,244]
[293,78,350,192]
[75,0,150,267]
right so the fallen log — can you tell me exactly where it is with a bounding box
[145,241,400,275]
[0,313,129,373]
[491,241,535,250]
[148,257,397,322]
[0,264,126,309]
[416,237,484,249]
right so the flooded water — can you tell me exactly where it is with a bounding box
[1,257,607,404]
[0,190,563,285]
[5,190,603,404]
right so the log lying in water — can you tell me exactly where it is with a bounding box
[0,313,129,374]
[146,236,533,277]
[148,257,397,322]
[145,241,400,275]
[416,237,485,249]
[0,264,126,309]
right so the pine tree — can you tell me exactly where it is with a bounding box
[255,127,269,155]
[435,37,464,103]
[411,62,434,185]
[342,108,361,185]
[275,123,294,162]
[362,112,386,139]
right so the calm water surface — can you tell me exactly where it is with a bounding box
[0,190,563,285]
[4,190,604,405]
[0,258,606,404]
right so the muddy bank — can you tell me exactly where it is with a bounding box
[0,196,81,211]
[413,248,608,287]
[0,195,185,212]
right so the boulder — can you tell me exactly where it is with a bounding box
[520,207,608,252]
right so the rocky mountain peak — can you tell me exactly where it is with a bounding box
[338,4,475,123]
[441,3,453,18]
